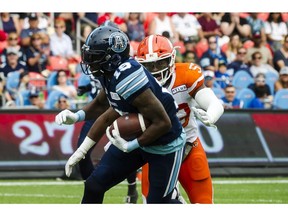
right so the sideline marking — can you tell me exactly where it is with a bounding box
[0,179,288,186]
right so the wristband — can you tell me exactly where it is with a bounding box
[127,139,140,152]
[79,136,96,154]
[76,110,86,122]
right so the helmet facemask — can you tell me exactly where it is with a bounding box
[80,44,122,78]
[138,49,176,86]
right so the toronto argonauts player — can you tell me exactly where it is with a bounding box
[55,26,186,203]
[75,21,139,204]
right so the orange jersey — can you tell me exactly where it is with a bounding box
[167,62,204,143]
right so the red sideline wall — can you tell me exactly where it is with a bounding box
[0,109,287,177]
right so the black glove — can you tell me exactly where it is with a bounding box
[77,84,92,96]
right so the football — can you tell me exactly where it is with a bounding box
[108,113,151,141]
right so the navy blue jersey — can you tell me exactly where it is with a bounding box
[99,58,183,147]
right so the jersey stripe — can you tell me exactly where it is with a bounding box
[187,74,204,94]
[116,67,149,99]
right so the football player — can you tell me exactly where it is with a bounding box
[74,20,139,204]
[135,35,224,203]
[55,26,186,203]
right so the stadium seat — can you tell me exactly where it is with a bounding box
[46,71,73,93]
[265,71,279,94]
[6,71,20,97]
[77,72,91,88]
[45,90,76,109]
[45,90,66,109]
[273,89,288,109]
[236,88,256,108]
[212,87,225,99]
[29,72,46,90]
[232,70,254,90]
[47,56,69,71]
[15,89,32,106]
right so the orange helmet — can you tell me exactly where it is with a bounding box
[136,35,176,86]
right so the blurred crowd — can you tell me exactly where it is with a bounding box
[0,12,288,110]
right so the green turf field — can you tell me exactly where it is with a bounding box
[0,177,287,204]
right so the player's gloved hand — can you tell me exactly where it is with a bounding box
[55,109,80,125]
[192,107,217,129]
[65,148,86,177]
[106,127,140,153]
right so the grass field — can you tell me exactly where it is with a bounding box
[0,177,288,204]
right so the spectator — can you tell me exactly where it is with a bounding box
[77,13,98,24]
[54,13,76,40]
[50,19,79,60]
[1,32,26,65]
[183,50,199,64]
[0,13,20,34]
[215,59,230,89]
[246,31,273,65]
[182,37,199,55]
[20,13,48,47]
[220,84,244,109]
[198,13,222,39]
[148,13,179,43]
[0,76,5,107]
[273,34,288,72]
[220,13,251,43]
[51,70,77,99]
[22,13,50,32]
[274,66,288,93]
[203,70,216,88]
[54,94,71,110]
[17,71,31,92]
[28,87,45,109]
[226,47,253,77]
[224,33,243,64]
[247,73,273,109]
[172,12,204,42]
[264,13,288,52]
[200,35,227,71]
[25,32,51,73]
[125,13,145,43]
[249,51,278,78]
[246,13,266,42]
[97,13,127,33]
[0,47,27,78]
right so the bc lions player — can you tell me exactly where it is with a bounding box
[136,35,224,203]
[55,26,185,203]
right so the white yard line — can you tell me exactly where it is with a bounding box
[0,179,287,187]
[0,193,79,199]
[212,180,288,184]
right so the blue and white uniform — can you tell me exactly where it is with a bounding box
[99,57,184,154]
[83,58,186,204]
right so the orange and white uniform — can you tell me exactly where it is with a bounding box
[142,62,213,203]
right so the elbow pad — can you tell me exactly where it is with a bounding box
[194,88,224,123]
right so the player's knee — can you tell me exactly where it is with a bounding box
[190,153,210,180]
[84,176,106,195]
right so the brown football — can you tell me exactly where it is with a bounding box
[108,113,151,141]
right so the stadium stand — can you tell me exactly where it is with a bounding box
[273,89,288,109]
[236,87,256,108]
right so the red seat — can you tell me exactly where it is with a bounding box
[29,72,46,89]
[47,56,69,71]
[195,41,208,58]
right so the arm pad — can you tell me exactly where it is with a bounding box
[194,88,224,123]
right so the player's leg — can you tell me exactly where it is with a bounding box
[77,120,95,180]
[126,170,139,204]
[178,138,213,204]
[145,147,183,203]
[141,163,149,203]
[82,144,144,203]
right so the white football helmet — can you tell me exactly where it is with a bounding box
[135,35,176,86]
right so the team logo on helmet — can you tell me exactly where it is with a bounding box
[109,32,128,53]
